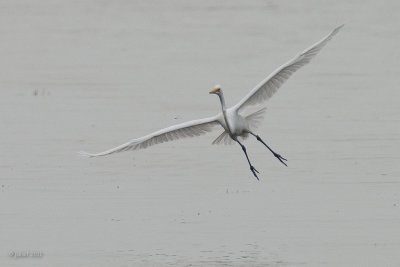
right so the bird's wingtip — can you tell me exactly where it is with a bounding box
[333,24,345,34]
[77,151,95,158]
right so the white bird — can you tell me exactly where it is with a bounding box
[80,25,343,180]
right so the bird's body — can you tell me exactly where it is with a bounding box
[224,110,249,139]
[218,103,250,139]
[80,25,344,179]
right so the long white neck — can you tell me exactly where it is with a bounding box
[217,91,227,112]
[218,91,232,135]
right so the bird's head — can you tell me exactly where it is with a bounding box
[209,85,221,95]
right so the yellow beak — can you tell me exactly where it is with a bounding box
[209,86,220,94]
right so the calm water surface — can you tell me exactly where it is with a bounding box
[0,0,399,266]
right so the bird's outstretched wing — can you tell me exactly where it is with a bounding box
[79,116,220,157]
[232,25,343,112]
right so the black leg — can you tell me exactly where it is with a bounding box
[250,133,288,167]
[236,140,259,180]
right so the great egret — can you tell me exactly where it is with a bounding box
[80,25,343,180]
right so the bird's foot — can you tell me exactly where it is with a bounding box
[274,153,288,167]
[250,165,260,180]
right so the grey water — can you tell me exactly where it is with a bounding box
[1,0,399,266]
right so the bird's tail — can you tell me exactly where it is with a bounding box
[212,131,234,145]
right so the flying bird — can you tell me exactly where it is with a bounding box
[80,25,343,180]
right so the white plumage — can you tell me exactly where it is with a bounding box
[233,24,343,112]
[80,25,343,179]
[80,116,220,157]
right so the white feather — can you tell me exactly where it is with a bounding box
[80,26,343,164]
[232,25,344,112]
[80,116,220,157]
